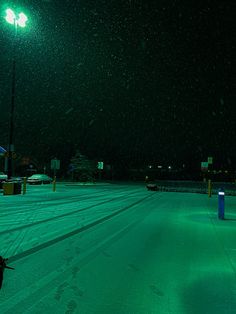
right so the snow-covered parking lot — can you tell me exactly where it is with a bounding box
[0,183,236,313]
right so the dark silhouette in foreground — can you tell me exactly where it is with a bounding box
[0,256,14,289]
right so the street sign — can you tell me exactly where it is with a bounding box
[51,159,60,170]
[201,161,208,171]
[97,161,104,170]
[208,157,213,164]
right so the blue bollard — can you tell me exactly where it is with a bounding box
[218,189,225,219]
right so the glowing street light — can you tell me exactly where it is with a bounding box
[5,9,28,27]
[4,8,28,179]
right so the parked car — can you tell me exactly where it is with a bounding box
[0,172,7,180]
[27,174,52,185]
[146,183,159,191]
[7,177,23,184]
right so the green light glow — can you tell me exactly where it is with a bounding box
[5,9,15,25]
[18,13,28,27]
[5,8,28,28]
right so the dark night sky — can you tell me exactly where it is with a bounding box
[0,0,235,170]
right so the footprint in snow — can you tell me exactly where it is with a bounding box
[54,282,69,301]
[65,300,78,314]
[149,284,164,297]
[128,263,140,271]
[70,285,84,297]
[72,266,80,278]
[102,251,112,257]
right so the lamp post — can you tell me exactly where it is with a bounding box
[5,8,28,179]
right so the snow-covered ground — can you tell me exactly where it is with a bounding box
[0,183,236,313]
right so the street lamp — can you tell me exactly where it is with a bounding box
[5,9,28,27]
[4,8,28,179]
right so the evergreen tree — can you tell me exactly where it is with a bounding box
[70,150,96,181]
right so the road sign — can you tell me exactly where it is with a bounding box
[97,161,104,170]
[51,159,60,170]
[201,162,208,171]
[208,157,213,164]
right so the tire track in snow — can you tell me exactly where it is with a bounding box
[0,186,143,217]
[8,193,156,263]
[0,189,143,236]
[1,195,158,312]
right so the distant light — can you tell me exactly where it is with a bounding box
[157,165,162,169]
[168,166,172,169]
[148,165,152,169]
[218,192,225,196]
